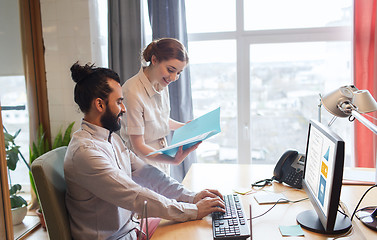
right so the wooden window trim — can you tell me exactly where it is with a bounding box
[0,109,13,240]
[19,0,51,146]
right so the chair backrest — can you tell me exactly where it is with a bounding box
[31,146,72,240]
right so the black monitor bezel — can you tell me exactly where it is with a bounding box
[302,119,345,232]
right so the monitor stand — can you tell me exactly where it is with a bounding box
[356,206,377,232]
[296,210,352,234]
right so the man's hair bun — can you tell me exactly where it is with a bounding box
[70,62,95,83]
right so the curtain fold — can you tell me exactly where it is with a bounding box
[108,0,143,85]
[148,0,196,182]
[354,0,377,168]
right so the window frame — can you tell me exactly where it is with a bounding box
[187,0,353,164]
[0,110,13,240]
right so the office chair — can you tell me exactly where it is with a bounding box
[31,146,72,240]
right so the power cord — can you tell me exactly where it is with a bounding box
[350,184,377,221]
[251,178,274,188]
[331,227,353,240]
[332,185,377,239]
[330,202,354,239]
[337,204,348,218]
[251,197,308,220]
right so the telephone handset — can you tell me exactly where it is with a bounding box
[273,150,305,189]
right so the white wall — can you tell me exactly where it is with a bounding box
[40,0,105,137]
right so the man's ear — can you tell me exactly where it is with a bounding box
[94,98,105,113]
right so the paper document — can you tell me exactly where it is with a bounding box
[254,193,289,204]
[147,107,221,157]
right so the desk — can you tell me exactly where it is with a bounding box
[151,163,377,240]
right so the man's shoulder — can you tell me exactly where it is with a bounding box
[66,130,96,154]
[71,128,94,143]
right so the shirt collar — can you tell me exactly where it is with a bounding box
[81,119,111,142]
[138,67,161,98]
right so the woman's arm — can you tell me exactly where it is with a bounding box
[129,134,200,165]
[169,118,186,130]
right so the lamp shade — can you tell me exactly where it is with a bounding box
[321,86,355,117]
[353,90,377,113]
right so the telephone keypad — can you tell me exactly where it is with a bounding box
[283,169,303,188]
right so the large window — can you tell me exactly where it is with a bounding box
[0,0,31,193]
[186,0,353,165]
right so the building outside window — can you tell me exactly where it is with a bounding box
[186,0,353,166]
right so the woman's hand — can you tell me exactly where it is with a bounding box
[129,135,201,165]
[170,142,201,165]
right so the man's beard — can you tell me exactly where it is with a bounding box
[100,106,122,133]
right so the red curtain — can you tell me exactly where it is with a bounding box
[354,0,377,168]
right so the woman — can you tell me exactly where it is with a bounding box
[120,38,193,174]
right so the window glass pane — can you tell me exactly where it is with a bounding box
[0,0,30,195]
[188,40,237,163]
[95,0,108,67]
[249,42,353,166]
[186,0,236,33]
[143,0,152,45]
[1,76,30,185]
[244,0,352,30]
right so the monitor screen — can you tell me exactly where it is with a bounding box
[297,120,351,234]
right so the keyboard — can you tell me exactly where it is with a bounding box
[212,194,251,240]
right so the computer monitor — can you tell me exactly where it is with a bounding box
[296,120,352,234]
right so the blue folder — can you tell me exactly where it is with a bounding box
[147,107,221,157]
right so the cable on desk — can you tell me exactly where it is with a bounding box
[236,180,306,195]
[331,226,354,240]
[327,201,354,239]
[337,204,349,218]
[251,178,273,188]
[350,184,377,221]
[251,197,308,220]
[338,201,350,216]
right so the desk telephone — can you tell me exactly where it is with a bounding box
[273,150,305,189]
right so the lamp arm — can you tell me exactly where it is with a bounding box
[351,110,377,135]
[318,95,322,123]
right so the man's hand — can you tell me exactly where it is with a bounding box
[195,197,225,220]
[193,189,223,203]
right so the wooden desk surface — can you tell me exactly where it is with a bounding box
[151,163,377,240]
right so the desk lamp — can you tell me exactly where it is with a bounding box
[321,85,377,231]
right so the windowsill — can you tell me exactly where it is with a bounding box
[343,167,376,185]
[12,186,42,239]
[13,215,41,240]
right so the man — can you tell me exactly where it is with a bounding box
[64,62,225,240]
